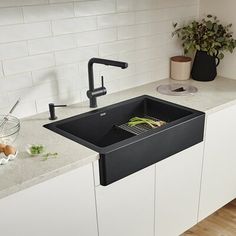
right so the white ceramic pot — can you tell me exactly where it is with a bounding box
[170,56,192,81]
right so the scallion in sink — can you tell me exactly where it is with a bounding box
[128,117,166,128]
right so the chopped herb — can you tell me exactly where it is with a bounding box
[30,145,44,155]
[42,152,58,161]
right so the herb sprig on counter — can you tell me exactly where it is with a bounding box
[42,152,58,161]
[29,145,44,155]
[27,144,59,161]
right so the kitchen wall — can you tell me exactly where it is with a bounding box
[0,0,199,118]
[200,0,236,80]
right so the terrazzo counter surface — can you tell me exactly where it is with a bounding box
[1,76,236,199]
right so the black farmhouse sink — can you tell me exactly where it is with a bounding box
[44,95,205,185]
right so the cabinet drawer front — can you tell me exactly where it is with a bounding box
[199,104,236,221]
[155,143,203,236]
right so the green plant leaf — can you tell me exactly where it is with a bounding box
[213,23,219,32]
[172,15,236,58]
[173,22,178,28]
[206,21,213,29]
[218,53,224,59]
[217,37,225,42]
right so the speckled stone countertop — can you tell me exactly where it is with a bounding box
[1,76,236,199]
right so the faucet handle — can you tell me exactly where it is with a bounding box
[101,76,105,88]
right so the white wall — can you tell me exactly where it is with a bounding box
[200,0,236,80]
[0,0,199,118]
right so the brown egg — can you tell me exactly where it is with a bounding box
[0,143,6,153]
[3,145,16,156]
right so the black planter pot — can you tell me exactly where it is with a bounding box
[191,50,220,81]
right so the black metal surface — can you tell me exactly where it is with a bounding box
[99,115,205,185]
[191,50,219,81]
[44,95,205,186]
[87,58,128,108]
[48,103,67,120]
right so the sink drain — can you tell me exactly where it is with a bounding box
[157,83,198,96]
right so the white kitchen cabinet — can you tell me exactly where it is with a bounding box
[155,143,204,236]
[0,164,98,236]
[199,104,236,221]
[96,165,155,236]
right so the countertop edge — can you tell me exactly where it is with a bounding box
[0,153,99,200]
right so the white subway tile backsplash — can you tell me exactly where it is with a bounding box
[0,73,33,93]
[99,39,135,57]
[76,28,117,47]
[0,101,37,119]
[23,3,74,23]
[151,20,173,34]
[117,12,136,26]
[134,0,158,11]
[49,0,77,3]
[135,34,171,50]
[3,54,55,75]
[157,0,198,9]
[97,14,117,29]
[118,21,173,41]
[117,0,134,13]
[0,0,48,8]
[0,42,28,60]
[1,100,36,118]
[99,63,136,83]
[119,72,151,90]
[32,64,79,85]
[136,10,160,24]
[0,93,9,109]
[8,80,58,103]
[0,7,23,26]
[135,6,198,24]
[105,79,121,95]
[28,35,77,55]
[136,6,198,24]
[119,47,159,64]
[0,63,3,77]
[36,89,81,114]
[0,0,199,117]
[74,0,116,16]
[97,13,135,29]
[0,22,51,44]
[55,46,98,65]
[52,17,97,35]
[136,58,161,74]
[118,24,151,40]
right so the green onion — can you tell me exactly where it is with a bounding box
[128,117,166,128]
[42,152,58,161]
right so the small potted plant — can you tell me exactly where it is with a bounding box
[173,15,236,81]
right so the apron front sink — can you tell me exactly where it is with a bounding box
[44,95,205,185]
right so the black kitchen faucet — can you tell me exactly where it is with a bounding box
[87,58,128,108]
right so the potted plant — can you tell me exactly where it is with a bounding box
[172,15,236,81]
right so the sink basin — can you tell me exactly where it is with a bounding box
[44,95,205,185]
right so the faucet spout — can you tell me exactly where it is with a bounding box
[87,58,128,108]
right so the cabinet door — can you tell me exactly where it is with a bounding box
[199,105,236,221]
[155,143,203,236]
[96,165,155,236]
[0,164,98,236]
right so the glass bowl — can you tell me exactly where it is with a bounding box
[0,115,20,145]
